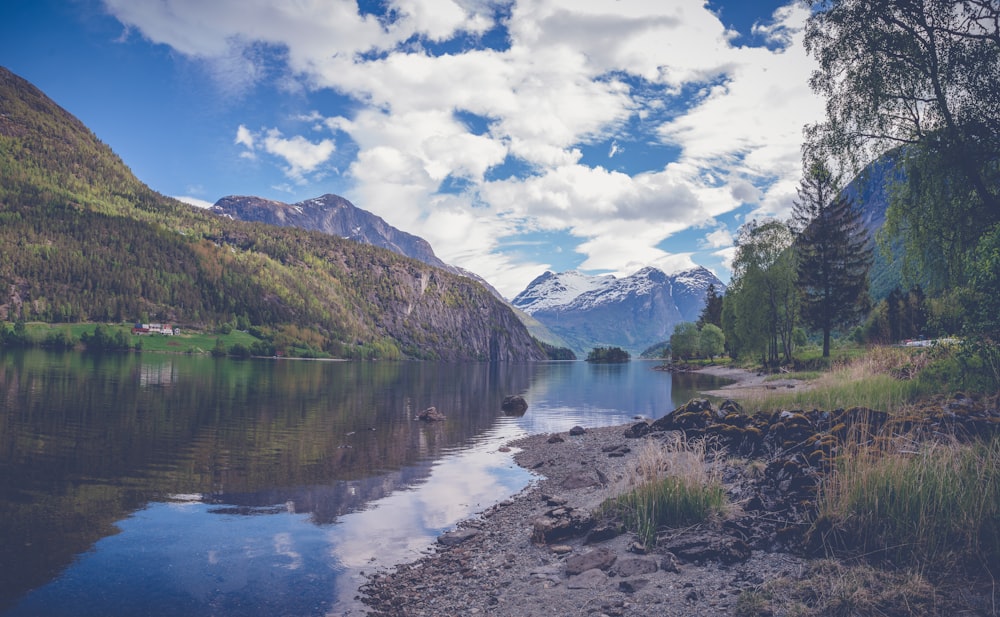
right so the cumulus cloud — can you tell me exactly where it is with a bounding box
[104,0,823,295]
[236,125,336,181]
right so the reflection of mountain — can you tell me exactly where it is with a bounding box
[0,352,533,610]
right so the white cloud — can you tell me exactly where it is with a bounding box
[235,124,255,149]
[261,129,336,179]
[235,125,336,181]
[105,0,823,294]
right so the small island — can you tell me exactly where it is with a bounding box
[585,346,630,363]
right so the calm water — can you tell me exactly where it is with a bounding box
[0,351,731,616]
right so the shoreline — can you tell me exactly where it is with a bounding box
[691,364,810,398]
[358,369,996,616]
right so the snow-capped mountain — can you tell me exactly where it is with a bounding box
[512,266,724,355]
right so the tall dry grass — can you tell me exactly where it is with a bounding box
[739,346,936,414]
[815,434,1000,575]
[602,436,727,547]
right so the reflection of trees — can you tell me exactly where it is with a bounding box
[670,371,735,405]
[0,351,532,609]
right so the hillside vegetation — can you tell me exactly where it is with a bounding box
[0,66,545,361]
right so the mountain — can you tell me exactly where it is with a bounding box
[0,66,546,361]
[842,151,906,301]
[511,266,724,355]
[212,194,451,271]
[211,192,574,352]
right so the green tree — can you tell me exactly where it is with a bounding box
[670,322,701,360]
[698,324,725,360]
[723,220,798,367]
[696,283,724,329]
[793,159,873,357]
[804,0,1000,293]
[967,224,1000,340]
[586,346,630,363]
[211,338,227,357]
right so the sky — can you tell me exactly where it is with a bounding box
[1,0,825,299]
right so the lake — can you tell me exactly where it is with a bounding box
[0,350,732,616]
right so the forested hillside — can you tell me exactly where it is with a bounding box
[0,66,546,361]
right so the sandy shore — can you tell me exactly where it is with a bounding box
[693,364,809,399]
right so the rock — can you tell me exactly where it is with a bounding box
[611,557,658,577]
[560,470,602,489]
[438,528,479,546]
[416,406,446,422]
[567,568,609,590]
[662,530,751,565]
[532,507,594,544]
[569,425,587,436]
[618,579,649,593]
[501,395,529,415]
[623,422,650,438]
[660,552,681,573]
[585,523,622,544]
[627,541,647,554]
[547,434,565,444]
[565,548,617,575]
[550,545,573,555]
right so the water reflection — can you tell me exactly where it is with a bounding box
[0,352,731,616]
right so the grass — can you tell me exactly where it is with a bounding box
[601,436,727,547]
[813,434,1000,576]
[15,321,263,354]
[739,346,941,413]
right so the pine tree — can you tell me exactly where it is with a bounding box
[696,283,723,329]
[793,160,873,357]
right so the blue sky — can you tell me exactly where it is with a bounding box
[1,0,824,298]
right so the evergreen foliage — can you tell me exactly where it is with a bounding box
[695,283,723,329]
[793,160,873,357]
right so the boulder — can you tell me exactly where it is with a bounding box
[569,425,587,436]
[501,395,528,415]
[416,406,446,422]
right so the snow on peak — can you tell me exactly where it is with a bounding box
[511,270,616,313]
[512,266,723,315]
